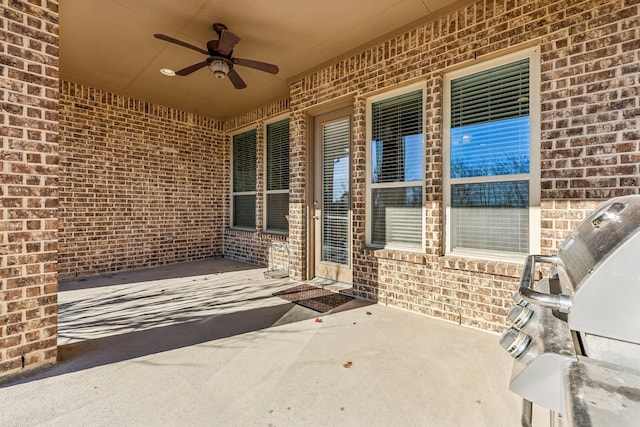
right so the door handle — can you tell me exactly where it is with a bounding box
[312,215,320,220]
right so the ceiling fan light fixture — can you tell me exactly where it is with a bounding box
[208,60,229,79]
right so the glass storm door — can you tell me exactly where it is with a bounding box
[313,110,352,284]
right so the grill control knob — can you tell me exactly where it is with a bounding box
[512,290,528,306]
[500,327,531,358]
[508,304,534,328]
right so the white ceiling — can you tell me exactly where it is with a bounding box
[59,0,464,120]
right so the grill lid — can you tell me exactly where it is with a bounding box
[557,196,640,293]
[556,196,640,344]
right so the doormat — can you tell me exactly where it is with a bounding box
[273,284,354,313]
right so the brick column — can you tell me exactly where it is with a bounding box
[288,109,307,281]
[1,0,59,379]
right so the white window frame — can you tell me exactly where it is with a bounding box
[443,47,541,260]
[231,126,257,230]
[263,115,290,234]
[365,82,427,251]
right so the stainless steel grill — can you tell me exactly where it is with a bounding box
[501,196,640,426]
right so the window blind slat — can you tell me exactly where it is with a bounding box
[233,129,257,193]
[451,207,530,253]
[266,119,290,191]
[451,58,529,127]
[450,116,530,178]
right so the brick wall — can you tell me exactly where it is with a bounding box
[57,82,225,279]
[288,0,639,331]
[223,229,289,271]
[1,0,59,378]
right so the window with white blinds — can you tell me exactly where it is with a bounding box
[368,87,424,248]
[445,51,538,256]
[265,118,289,233]
[232,128,257,229]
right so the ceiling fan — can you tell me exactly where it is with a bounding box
[154,23,279,89]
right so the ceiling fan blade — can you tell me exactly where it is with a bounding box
[154,33,208,56]
[175,61,208,76]
[227,68,247,89]
[216,30,241,56]
[232,58,279,74]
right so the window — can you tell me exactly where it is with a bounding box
[265,118,290,233]
[444,49,540,257]
[232,128,257,229]
[366,86,424,249]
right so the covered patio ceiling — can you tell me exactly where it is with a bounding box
[59,0,467,120]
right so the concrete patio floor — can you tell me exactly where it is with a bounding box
[1,258,520,426]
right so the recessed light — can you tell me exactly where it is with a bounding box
[160,68,176,77]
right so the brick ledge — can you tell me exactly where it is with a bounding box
[364,247,428,264]
[438,254,525,278]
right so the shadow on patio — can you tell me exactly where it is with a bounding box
[4,258,364,387]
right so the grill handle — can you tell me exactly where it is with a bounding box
[519,255,572,313]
